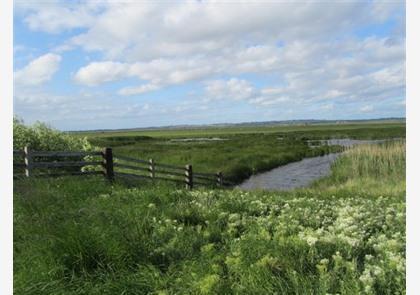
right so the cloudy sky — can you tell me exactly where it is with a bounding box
[14,0,405,131]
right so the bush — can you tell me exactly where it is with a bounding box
[13,117,93,151]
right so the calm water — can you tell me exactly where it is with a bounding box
[238,138,397,191]
[237,153,341,191]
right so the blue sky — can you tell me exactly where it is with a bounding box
[13,0,405,131]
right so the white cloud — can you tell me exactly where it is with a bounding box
[320,104,334,111]
[15,0,401,66]
[205,78,256,101]
[71,33,404,103]
[48,1,405,102]
[15,1,105,34]
[73,61,130,86]
[14,0,405,128]
[14,53,62,86]
[360,105,374,113]
[324,90,345,99]
[250,96,290,106]
[118,84,161,96]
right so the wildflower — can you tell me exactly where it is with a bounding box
[306,236,318,246]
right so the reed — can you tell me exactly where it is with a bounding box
[333,140,405,181]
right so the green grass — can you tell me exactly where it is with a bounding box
[312,141,406,195]
[102,134,341,184]
[72,121,405,139]
[82,122,405,184]
[14,141,406,294]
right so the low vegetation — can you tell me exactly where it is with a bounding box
[75,121,405,139]
[14,141,406,294]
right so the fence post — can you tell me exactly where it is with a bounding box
[149,159,155,179]
[102,147,114,181]
[185,164,193,190]
[24,146,31,177]
[217,171,223,187]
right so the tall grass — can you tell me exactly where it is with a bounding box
[335,141,405,180]
[311,141,406,195]
[333,141,406,179]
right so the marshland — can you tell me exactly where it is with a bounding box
[14,119,406,294]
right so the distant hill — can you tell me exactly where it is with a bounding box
[69,117,406,133]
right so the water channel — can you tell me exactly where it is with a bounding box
[237,138,399,191]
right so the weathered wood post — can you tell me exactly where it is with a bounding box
[149,159,155,179]
[217,171,223,187]
[185,164,193,190]
[24,146,31,177]
[102,147,114,181]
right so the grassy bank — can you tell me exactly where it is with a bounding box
[14,142,405,294]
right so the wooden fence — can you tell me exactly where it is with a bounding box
[13,147,231,189]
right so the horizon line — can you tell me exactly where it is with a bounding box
[66,117,406,133]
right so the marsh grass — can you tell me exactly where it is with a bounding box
[338,141,405,179]
[312,141,406,195]
[86,124,405,185]
[93,133,342,184]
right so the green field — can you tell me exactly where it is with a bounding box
[73,121,405,139]
[83,122,405,184]
[14,141,406,294]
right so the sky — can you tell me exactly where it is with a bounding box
[13,0,405,131]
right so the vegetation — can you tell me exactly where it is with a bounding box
[14,119,405,184]
[312,141,406,195]
[101,133,341,183]
[14,141,405,294]
[73,121,405,139]
[85,122,405,184]
[13,117,92,151]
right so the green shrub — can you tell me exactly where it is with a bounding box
[13,117,93,151]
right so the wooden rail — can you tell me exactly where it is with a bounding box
[13,147,230,189]
[13,147,104,179]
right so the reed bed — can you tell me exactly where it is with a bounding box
[331,140,405,182]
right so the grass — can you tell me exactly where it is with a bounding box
[14,141,406,294]
[312,141,406,195]
[83,122,405,184]
[102,134,341,184]
[72,121,405,139]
